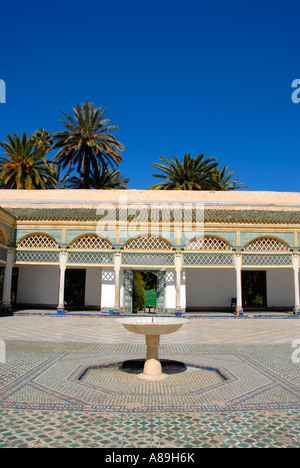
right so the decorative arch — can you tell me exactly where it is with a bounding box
[185,235,233,251]
[70,233,112,250]
[123,234,172,251]
[0,228,8,246]
[244,236,290,252]
[18,233,58,249]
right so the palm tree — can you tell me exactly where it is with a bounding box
[148,153,219,190]
[63,165,130,189]
[209,166,248,190]
[30,128,53,155]
[52,102,125,189]
[0,133,57,189]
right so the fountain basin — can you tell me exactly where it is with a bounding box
[116,317,189,381]
[116,317,189,336]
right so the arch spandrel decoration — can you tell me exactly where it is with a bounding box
[18,233,58,249]
[0,228,8,246]
[244,236,290,252]
[16,233,60,264]
[185,235,233,251]
[70,234,112,250]
[123,234,172,251]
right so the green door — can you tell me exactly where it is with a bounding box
[144,289,157,307]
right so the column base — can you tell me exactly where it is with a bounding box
[175,308,186,317]
[293,307,300,316]
[57,307,64,315]
[235,307,244,317]
[1,303,12,316]
[112,308,121,316]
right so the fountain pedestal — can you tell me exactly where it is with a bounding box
[139,335,168,381]
[116,317,189,381]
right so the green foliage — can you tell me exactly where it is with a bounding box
[133,272,145,313]
[149,153,247,191]
[143,272,157,290]
[209,166,248,190]
[62,165,130,189]
[0,132,57,189]
[0,104,247,191]
[52,102,125,189]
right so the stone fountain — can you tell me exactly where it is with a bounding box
[116,317,189,381]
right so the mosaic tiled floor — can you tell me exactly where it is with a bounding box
[1,340,300,447]
[0,408,299,448]
[1,341,300,413]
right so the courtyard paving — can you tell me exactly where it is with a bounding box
[0,314,300,448]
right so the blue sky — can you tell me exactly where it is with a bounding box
[0,0,299,191]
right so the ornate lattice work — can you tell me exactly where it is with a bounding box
[15,250,60,263]
[183,253,234,266]
[244,237,290,252]
[18,234,58,249]
[121,252,175,266]
[101,271,115,282]
[242,254,292,266]
[185,235,232,251]
[124,235,172,251]
[0,229,8,246]
[67,251,114,265]
[165,271,175,283]
[70,234,111,250]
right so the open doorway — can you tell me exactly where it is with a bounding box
[133,271,157,313]
[242,270,267,309]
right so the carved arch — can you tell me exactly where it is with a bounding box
[185,235,233,251]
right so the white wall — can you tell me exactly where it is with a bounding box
[17,265,59,305]
[101,267,115,309]
[17,265,103,308]
[186,268,236,310]
[265,269,294,308]
[85,267,102,307]
[186,267,295,310]
[164,270,186,310]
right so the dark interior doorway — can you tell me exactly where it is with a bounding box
[64,269,86,308]
[242,270,267,308]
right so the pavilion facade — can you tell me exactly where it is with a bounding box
[0,189,299,317]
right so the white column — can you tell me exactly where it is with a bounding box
[293,253,300,315]
[235,253,244,316]
[57,250,67,314]
[2,248,14,311]
[114,252,121,311]
[175,252,181,311]
[180,270,186,312]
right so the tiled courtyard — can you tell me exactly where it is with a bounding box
[0,314,300,448]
